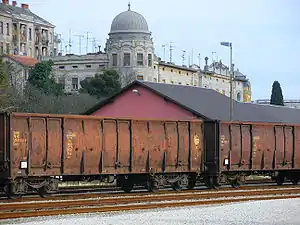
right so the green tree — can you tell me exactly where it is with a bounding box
[270,81,284,106]
[0,58,9,110]
[80,69,121,98]
[28,60,63,96]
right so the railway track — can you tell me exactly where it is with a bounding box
[0,180,292,203]
[1,185,299,221]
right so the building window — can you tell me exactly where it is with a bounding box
[162,79,166,83]
[178,82,182,85]
[6,43,9,54]
[162,67,165,71]
[123,53,130,66]
[171,80,174,84]
[0,43,3,55]
[6,23,9,35]
[58,77,65,88]
[137,53,143,66]
[86,65,91,68]
[237,92,241,101]
[72,65,78,69]
[72,78,78,90]
[179,71,181,74]
[137,75,143,80]
[29,28,32,40]
[153,78,157,82]
[59,66,65,69]
[187,73,189,75]
[148,54,152,67]
[112,53,117,66]
[153,66,156,69]
[216,79,218,82]
[0,22,3,34]
[171,69,173,72]
[222,90,225,95]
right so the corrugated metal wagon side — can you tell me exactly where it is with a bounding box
[204,120,300,188]
[2,112,205,197]
[116,119,204,192]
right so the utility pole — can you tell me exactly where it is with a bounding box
[74,34,84,55]
[221,41,233,121]
[86,32,91,54]
[181,50,186,65]
[169,42,174,63]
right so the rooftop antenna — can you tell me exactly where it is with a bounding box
[191,48,194,65]
[198,53,201,70]
[86,32,91,54]
[68,29,72,54]
[162,44,166,61]
[169,41,174,63]
[74,34,84,55]
[181,50,186,65]
[128,1,131,11]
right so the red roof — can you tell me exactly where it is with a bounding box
[7,55,40,67]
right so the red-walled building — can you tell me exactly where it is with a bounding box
[85,80,233,121]
[85,80,300,126]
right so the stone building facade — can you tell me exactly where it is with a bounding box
[42,53,109,93]
[104,3,156,85]
[44,3,252,102]
[0,0,60,58]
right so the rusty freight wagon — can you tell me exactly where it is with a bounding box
[0,112,204,198]
[203,120,300,188]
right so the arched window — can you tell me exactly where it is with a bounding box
[237,92,241,101]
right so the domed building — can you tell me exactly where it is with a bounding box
[105,3,156,85]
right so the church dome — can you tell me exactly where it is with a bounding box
[109,3,150,34]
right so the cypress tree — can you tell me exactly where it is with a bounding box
[270,81,284,106]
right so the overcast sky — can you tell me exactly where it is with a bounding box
[19,0,299,101]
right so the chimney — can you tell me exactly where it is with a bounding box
[12,0,16,6]
[2,0,9,5]
[21,3,28,9]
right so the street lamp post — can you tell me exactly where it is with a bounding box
[220,41,233,121]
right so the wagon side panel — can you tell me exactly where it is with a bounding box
[189,121,203,172]
[131,120,149,173]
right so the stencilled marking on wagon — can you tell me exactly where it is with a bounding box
[193,134,200,147]
[252,136,260,158]
[66,131,76,159]
[220,135,228,147]
[13,131,26,146]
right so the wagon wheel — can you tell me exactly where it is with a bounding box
[121,182,134,193]
[147,178,159,192]
[187,177,197,190]
[291,178,299,185]
[276,175,285,185]
[171,180,182,191]
[38,186,53,198]
[4,183,22,200]
[230,178,241,188]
